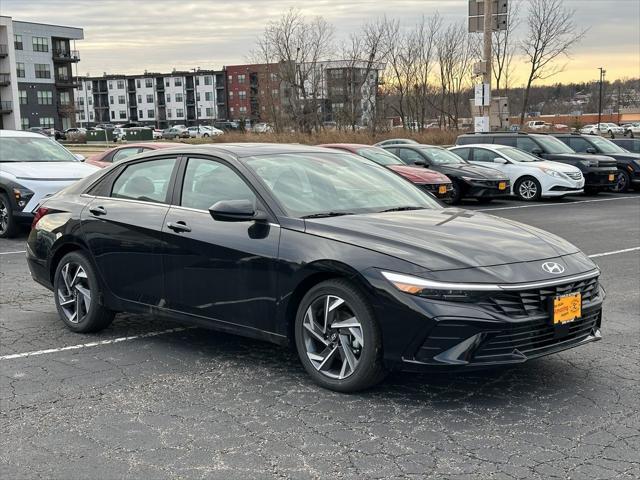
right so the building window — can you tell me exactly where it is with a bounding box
[136,79,141,88]
[109,81,113,89]
[145,78,153,88]
[78,83,83,91]
[146,94,153,103]
[239,106,247,114]
[32,36,49,52]
[21,118,30,130]
[229,91,234,99]
[148,109,155,118]
[118,95,126,104]
[174,78,182,87]
[109,96,114,105]
[59,91,71,105]
[78,97,84,106]
[40,117,54,128]
[19,90,27,105]
[14,34,23,50]
[175,93,183,103]
[88,97,92,105]
[111,111,115,119]
[139,109,144,118]
[230,106,234,113]
[89,112,94,120]
[56,66,69,81]
[87,83,91,91]
[34,64,51,79]
[195,77,200,86]
[37,91,53,105]
[239,91,247,100]
[166,94,171,102]
[206,107,213,117]
[228,75,233,82]
[205,91,213,101]
[137,94,142,103]
[117,80,125,89]
[119,111,127,119]
[165,79,170,87]
[16,62,25,78]
[176,109,184,118]
[204,76,212,85]
[167,109,172,118]
[272,89,279,96]
[79,111,85,120]
[196,92,201,102]
[238,74,246,84]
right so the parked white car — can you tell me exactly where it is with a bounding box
[449,144,585,201]
[581,123,625,137]
[622,122,640,137]
[526,120,549,130]
[0,130,99,237]
[187,125,224,138]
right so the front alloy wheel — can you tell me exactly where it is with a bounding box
[0,193,17,238]
[516,177,541,201]
[611,170,629,193]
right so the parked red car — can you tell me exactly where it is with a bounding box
[86,142,182,168]
[318,143,453,199]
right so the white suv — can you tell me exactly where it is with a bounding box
[0,130,99,237]
[449,144,585,201]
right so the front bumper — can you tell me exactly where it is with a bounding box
[463,179,511,198]
[543,176,585,197]
[583,169,617,189]
[419,182,453,199]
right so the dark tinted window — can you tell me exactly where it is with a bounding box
[494,136,517,147]
[111,157,176,203]
[112,147,142,162]
[396,148,425,164]
[472,148,498,162]
[516,137,539,153]
[456,135,480,145]
[451,148,470,160]
[181,157,256,211]
[567,137,592,153]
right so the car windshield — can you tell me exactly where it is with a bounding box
[587,136,627,154]
[356,147,403,166]
[0,136,79,162]
[245,152,440,218]
[501,147,541,162]
[419,147,466,165]
[534,136,575,154]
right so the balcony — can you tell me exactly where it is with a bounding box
[55,76,79,88]
[0,73,10,86]
[53,50,80,62]
[0,100,12,113]
[0,45,7,58]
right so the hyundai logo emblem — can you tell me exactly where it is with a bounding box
[542,262,565,274]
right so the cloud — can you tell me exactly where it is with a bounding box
[2,0,638,83]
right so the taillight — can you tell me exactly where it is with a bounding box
[31,207,50,229]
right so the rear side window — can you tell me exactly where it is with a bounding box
[111,157,176,203]
[456,136,479,145]
[396,148,424,164]
[494,136,516,147]
[567,137,592,153]
[112,147,142,162]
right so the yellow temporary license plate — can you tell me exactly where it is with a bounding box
[438,185,447,194]
[498,181,507,190]
[608,174,615,181]
[553,292,582,324]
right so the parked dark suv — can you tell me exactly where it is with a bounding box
[551,133,640,193]
[456,133,618,194]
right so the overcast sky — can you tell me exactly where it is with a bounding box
[3,0,639,85]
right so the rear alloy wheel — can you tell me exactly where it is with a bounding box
[447,179,463,204]
[295,279,385,392]
[515,177,541,201]
[0,193,18,239]
[54,251,114,333]
[611,170,630,193]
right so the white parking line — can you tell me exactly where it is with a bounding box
[479,196,638,212]
[0,250,26,255]
[0,327,192,361]
[588,246,640,258]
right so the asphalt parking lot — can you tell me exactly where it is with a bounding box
[1,192,639,480]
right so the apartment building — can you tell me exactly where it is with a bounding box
[0,17,83,131]
[75,70,227,128]
[225,63,283,123]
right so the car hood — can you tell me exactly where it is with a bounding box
[387,165,450,183]
[603,152,640,162]
[0,161,99,180]
[436,163,506,179]
[531,160,581,173]
[304,209,580,272]
[549,153,617,166]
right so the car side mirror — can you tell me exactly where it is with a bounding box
[75,154,86,162]
[585,147,596,154]
[493,157,507,164]
[414,160,427,166]
[209,200,267,222]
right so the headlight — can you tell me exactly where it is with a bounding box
[539,167,564,178]
[580,160,596,168]
[461,176,483,183]
[13,187,34,211]
[381,271,495,301]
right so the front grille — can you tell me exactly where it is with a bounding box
[476,276,600,318]
[565,172,582,180]
[473,309,600,360]
[596,160,617,168]
[471,179,509,188]
[421,183,452,193]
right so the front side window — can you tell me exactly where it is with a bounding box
[395,148,425,165]
[0,135,78,162]
[181,158,256,210]
[356,148,403,166]
[472,148,498,162]
[584,136,626,154]
[501,147,540,162]
[111,158,176,203]
[533,136,574,154]
[245,152,439,218]
[420,147,465,165]
[451,148,470,160]
[567,137,592,153]
[516,137,539,153]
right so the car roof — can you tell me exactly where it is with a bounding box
[130,142,348,159]
[0,129,49,139]
[451,143,508,150]
[318,143,373,150]
[382,143,439,150]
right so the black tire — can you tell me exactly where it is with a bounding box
[611,170,630,193]
[0,193,18,239]
[447,178,463,204]
[515,176,542,201]
[53,251,115,333]
[203,133,210,138]
[476,197,493,204]
[294,279,386,392]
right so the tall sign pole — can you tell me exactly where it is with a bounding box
[483,0,492,126]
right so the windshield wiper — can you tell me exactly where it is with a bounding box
[301,212,356,219]
[378,206,426,213]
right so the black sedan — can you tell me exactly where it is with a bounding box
[27,144,604,392]
[382,144,510,203]
[552,133,640,192]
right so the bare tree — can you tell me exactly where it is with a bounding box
[519,0,586,123]
[381,18,412,127]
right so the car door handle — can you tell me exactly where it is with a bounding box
[167,221,191,233]
[89,206,107,216]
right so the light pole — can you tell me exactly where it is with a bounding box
[598,67,606,127]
